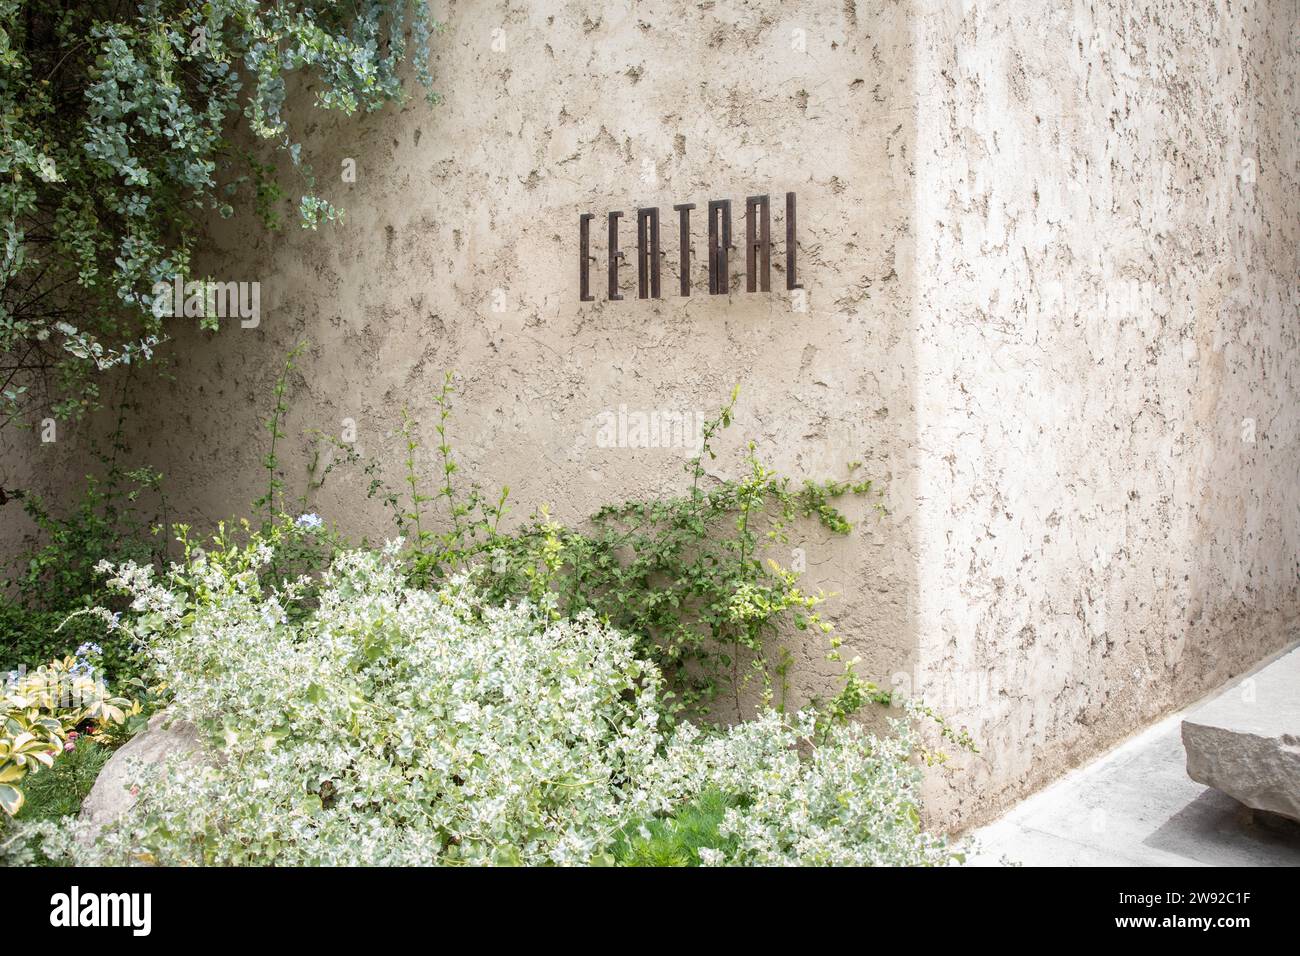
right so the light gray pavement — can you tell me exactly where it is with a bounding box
[967,642,1300,867]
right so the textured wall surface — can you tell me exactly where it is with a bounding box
[910,0,1299,827]
[93,0,921,710]
[3,0,1295,829]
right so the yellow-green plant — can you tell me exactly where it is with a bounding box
[362,382,886,719]
[1,657,134,816]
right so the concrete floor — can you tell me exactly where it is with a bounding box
[967,644,1300,867]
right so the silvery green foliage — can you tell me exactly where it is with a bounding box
[1,1,438,423]
[650,711,960,866]
[6,537,960,866]
[67,547,664,865]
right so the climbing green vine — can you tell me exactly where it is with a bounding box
[347,379,890,719]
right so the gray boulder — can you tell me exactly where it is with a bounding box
[79,710,203,840]
[1182,646,1300,822]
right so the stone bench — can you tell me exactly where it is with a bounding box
[1182,646,1300,822]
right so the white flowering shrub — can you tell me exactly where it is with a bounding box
[5,531,962,866]
[642,711,959,866]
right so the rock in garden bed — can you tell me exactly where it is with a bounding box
[79,711,202,842]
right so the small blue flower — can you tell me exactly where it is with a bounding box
[295,513,324,531]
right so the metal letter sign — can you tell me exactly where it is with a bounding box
[785,192,801,291]
[607,211,624,301]
[636,207,661,299]
[673,203,694,297]
[579,213,595,302]
[745,195,771,293]
[707,199,731,295]
[581,192,797,301]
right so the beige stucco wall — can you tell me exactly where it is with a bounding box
[110,0,923,711]
[909,0,1299,826]
[2,0,1295,829]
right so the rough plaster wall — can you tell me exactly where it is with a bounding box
[103,1,921,712]
[911,0,1300,828]
[4,0,1296,830]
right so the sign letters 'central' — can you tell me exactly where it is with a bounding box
[579,192,801,301]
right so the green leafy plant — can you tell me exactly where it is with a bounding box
[0,372,170,681]
[2,541,963,867]
[1,654,134,816]
[1,0,440,427]
[612,789,740,866]
[363,380,889,718]
[254,340,306,529]
[0,736,111,862]
[11,736,110,819]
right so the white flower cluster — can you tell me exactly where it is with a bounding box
[14,545,959,867]
[647,710,958,866]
